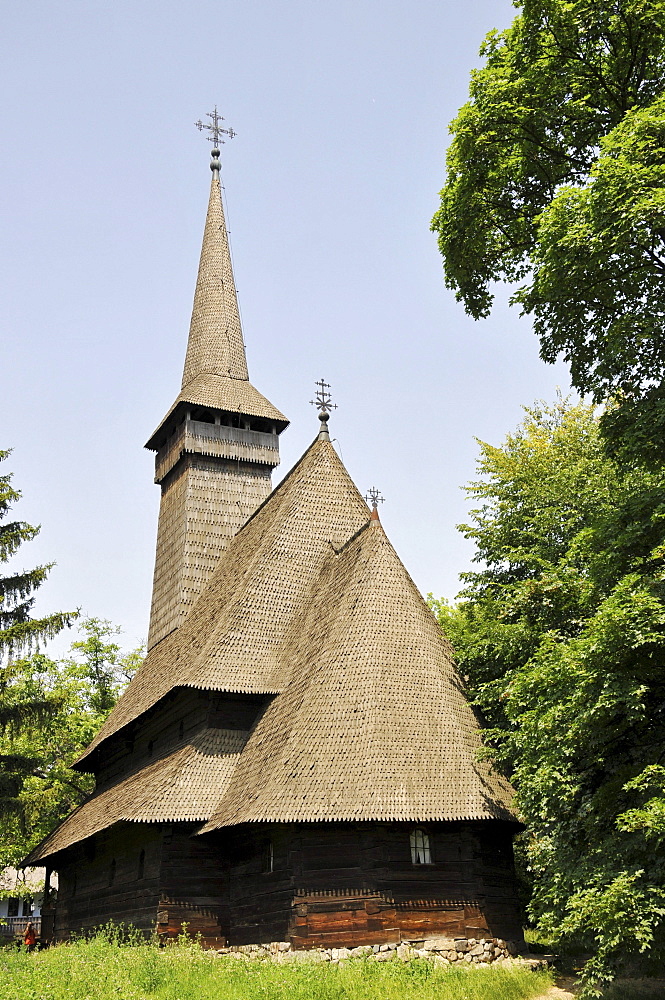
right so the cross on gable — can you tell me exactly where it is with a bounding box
[364,487,385,511]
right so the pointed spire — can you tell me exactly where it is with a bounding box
[181,145,248,388]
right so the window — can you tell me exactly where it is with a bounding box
[7,898,19,917]
[262,840,274,873]
[138,849,145,880]
[22,897,34,917]
[410,828,432,865]
[109,859,116,886]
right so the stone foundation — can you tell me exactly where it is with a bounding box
[214,936,527,966]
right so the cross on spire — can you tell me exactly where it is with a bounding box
[310,379,338,416]
[195,106,237,146]
[364,487,385,512]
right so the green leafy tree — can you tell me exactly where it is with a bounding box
[431,400,665,996]
[0,448,142,864]
[0,619,142,868]
[431,1,665,461]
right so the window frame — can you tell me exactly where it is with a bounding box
[410,828,433,865]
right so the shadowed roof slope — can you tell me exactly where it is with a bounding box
[76,437,371,767]
[201,520,516,829]
[25,728,245,863]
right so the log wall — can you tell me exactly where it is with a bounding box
[157,823,228,946]
[51,820,522,949]
[53,823,164,939]
[219,821,523,948]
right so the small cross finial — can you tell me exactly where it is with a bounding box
[196,107,236,170]
[310,379,338,417]
[364,487,385,512]
[310,379,337,441]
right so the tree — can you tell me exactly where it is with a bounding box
[0,450,141,865]
[0,619,142,868]
[0,449,77,676]
[431,1,665,462]
[0,448,79,833]
[431,400,665,996]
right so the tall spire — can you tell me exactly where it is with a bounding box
[181,145,248,387]
[143,115,288,650]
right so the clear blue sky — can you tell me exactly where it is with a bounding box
[2,0,570,656]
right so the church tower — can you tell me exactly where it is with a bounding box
[145,118,288,649]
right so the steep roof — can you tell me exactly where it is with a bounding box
[27,425,518,865]
[25,729,245,863]
[75,437,371,767]
[201,519,515,829]
[146,155,287,451]
[181,165,247,386]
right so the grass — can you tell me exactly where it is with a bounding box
[0,931,553,1000]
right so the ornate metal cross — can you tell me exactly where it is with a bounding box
[364,487,385,511]
[310,379,338,415]
[195,106,236,145]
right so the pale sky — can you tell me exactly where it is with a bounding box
[2,0,570,657]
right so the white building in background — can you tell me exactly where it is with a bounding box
[0,868,56,940]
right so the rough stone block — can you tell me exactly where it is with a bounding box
[423,936,456,951]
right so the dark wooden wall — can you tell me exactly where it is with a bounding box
[214,821,523,948]
[53,823,164,939]
[91,689,267,791]
[157,823,228,946]
[52,818,522,948]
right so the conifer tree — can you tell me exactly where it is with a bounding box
[0,450,77,674]
[0,449,80,843]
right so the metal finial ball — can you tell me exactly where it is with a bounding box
[319,411,330,422]
[211,148,221,157]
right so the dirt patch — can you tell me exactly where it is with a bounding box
[532,975,665,999]
[531,985,576,1000]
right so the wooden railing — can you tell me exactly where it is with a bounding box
[0,916,41,937]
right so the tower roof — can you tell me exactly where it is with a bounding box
[146,151,287,451]
[182,157,247,386]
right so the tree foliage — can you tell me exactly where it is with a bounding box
[0,619,142,868]
[431,400,665,996]
[431,1,665,461]
[0,449,77,675]
[0,449,141,866]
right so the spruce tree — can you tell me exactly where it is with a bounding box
[0,449,78,725]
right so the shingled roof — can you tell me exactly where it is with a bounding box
[26,729,245,862]
[145,153,287,452]
[29,427,517,865]
[75,435,371,767]
[200,516,515,828]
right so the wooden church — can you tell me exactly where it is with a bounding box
[26,121,524,950]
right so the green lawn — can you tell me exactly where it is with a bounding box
[0,933,552,1000]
